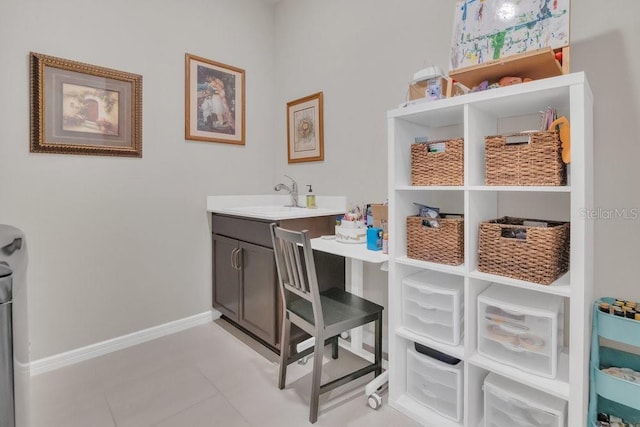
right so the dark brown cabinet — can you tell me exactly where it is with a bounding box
[213,234,278,345]
[211,213,343,353]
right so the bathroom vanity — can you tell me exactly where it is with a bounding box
[207,195,347,354]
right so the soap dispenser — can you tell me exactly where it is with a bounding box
[306,185,316,208]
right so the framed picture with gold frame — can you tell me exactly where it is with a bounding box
[30,52,142,157]
[287,92,324,163]
[185,53,245,145]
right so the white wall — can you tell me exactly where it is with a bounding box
[0,0,277,359]
[1,0,638,360]
[274,0,640,306]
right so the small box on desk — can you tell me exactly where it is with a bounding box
[367,227,383,251]
[370,204,388,228]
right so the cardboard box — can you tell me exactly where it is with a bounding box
[409,78,450,101]
[370,204,388,229]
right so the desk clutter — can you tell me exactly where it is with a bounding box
[334,203,389,252]
[334,205,367,244]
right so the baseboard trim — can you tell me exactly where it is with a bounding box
[30,309,221,376]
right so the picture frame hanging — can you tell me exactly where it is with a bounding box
[287,92,324,163]
[30,52,143,157]
[185,54,245,145]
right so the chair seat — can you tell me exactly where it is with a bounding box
[288,287,383,329]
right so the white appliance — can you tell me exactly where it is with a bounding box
[0,225,30,427]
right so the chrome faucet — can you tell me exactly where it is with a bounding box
[274,174,302,207]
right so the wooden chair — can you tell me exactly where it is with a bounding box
[269,223,383,423]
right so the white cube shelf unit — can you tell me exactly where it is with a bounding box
[386,73,593,426]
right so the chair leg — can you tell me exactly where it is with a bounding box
[374,314,383,376]
[331,335,339,360]
[309,332,324,424]
[278,315,291,390]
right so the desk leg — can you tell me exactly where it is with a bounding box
[347,259,364,354]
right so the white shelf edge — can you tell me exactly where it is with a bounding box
[468,270,571,297]
[467,185,571,193]
[395,256,466,276]
[391,394,463,427]
[396,326,466,360]
[467,351,570,400]
[395,185,571,192]
[396,185,465,191]
[387,72,587,118]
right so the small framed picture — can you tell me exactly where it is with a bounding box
[30,52,143,157]
[185,54,245,145]
[287,92,324,163]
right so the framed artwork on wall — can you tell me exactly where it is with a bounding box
[185,54,245,145]
[30,52,143,157]
[287,92,324,163]
[450,0,570,70]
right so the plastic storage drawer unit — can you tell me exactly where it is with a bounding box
[406,347,463,422]
[402,271,464,345]
[477,284,564,378]
[484,372,567,427]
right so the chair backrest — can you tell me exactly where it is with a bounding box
[269,223,324,329]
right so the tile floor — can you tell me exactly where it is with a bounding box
[30,320,421,427]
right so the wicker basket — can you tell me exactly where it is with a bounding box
[478,217,570,285]
[407,215,464,265]
[411,138,464,186]
[485,131,566,186]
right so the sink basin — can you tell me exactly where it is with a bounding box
[207,195,347,220]
[218,205,341,220]
[229,205,308,213]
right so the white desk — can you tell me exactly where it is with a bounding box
[310,237,389,404]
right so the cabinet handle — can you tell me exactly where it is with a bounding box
[230,248,238,269]
[231,248,242,270]
[235,248,243,270]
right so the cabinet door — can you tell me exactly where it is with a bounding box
[238,241,278,346]
[212,234,240,321]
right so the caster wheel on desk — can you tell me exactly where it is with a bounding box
[340,331,350,340]
[367,392,382,410]
[297,356,310,365]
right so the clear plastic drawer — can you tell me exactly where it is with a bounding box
[484,372,566,427]
[402,271,463,345]
[478,284,563,378]
[407,347,463,422]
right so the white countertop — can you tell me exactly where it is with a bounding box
[207,195,347,220]
[310,237,388,264]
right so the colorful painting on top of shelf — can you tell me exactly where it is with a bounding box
[450,0,570,70]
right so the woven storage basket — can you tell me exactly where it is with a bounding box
[478,217,570,285]
[485,131,566,186]
[411,138,464,186]
[407,215,464,265]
